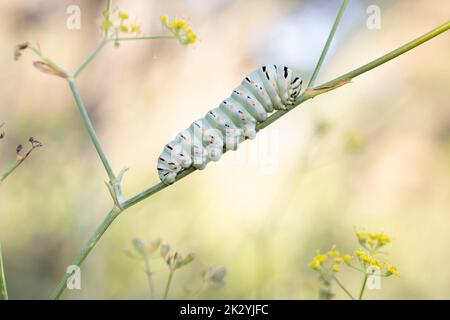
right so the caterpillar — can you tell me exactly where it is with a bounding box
[157,65,303,185]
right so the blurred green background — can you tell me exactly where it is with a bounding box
[0,0,449,299]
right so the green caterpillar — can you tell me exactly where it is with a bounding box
[157,65,302,184]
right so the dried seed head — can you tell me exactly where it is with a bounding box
[16,144,23,154]
[160,243,170,258]
[133,238,146,255]
[14,42,29,61]
[29,137,43,148]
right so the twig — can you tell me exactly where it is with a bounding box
[67,79,117,185]
[307,0,348,88]
[163,270,175,300]
[0,244,8,300]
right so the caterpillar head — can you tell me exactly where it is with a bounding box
[288,75,303,104]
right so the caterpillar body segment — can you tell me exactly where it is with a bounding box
[157,65,302,184]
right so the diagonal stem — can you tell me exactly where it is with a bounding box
[307,0,348,88]
[50,206,121,300]
[317,20,450,89]
[68,78,116,183]
[74,36,176,78]
[0,244,8,300]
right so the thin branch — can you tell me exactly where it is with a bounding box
[74,36,175,78]
[0,244,8,300]
[307,0,348,88]
[50,206,121,300]
[331,274,355,300]
[68,79,116,183]
[113,35,176,42]
[74,39,108,78]
[317,20,450,89]
[0,138,43,184]
[50,21,450,299]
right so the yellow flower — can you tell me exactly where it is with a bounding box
[119,11,129,20]
[356,230,369,241]
[120,24,129,32]
[130,23,141,34]
[170,20,188,31]
[384,263,400,277]
[371,232,391,246]
[101,19,113,33]
[332,264,341,272]
[161,15,198,45]
[334,257,343,264]
[309,253,328,270]
[354,249,381,268]
[328,245,340,258]
[343,254,353,263]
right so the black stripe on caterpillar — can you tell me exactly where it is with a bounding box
[157,65,302,184]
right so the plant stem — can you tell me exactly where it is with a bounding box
[317,20,450,89]
[307,0,348,88]
[0,146,41,185]
[50,21,449,299]
[0,244,8,300]
[163,270,175,300]
[68,79,116,183]
[331,274,355,300]
[74,36,176,78]
[0,160,21,185]
[144,255,155,299]
[50,206,121,300]
[74,39,108,78]
[113,35,176,42]
[358,274,369,300]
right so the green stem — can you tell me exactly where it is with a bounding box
[331,274,354,300]
[68,79,116,182]
[113,35,176,42]
[358,274,369,300]
[0,146,41,185]
[317,20,450,89]
[50,206,121,300]
[74,39,108,78]
[0,160,21,185]
[144,255,155,299]
[307,0,348,88]
[163,269,175,300]
[50,21,449,299]
[73,36,176,78]
[0,244,8,300]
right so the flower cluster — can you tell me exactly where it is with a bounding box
[202,266,227,287]
[309,228,399,299]
[310,245,353,274]
[101,9,141,38]
[161,15,197,45]
[161,244,196,271]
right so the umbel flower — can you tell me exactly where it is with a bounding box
[309,228,399,299]
[161,15,197,45]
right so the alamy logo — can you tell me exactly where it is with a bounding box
[366,266,382,290]
[366,5,381,30]
[66,5,81,30]
[66,265,81,290]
